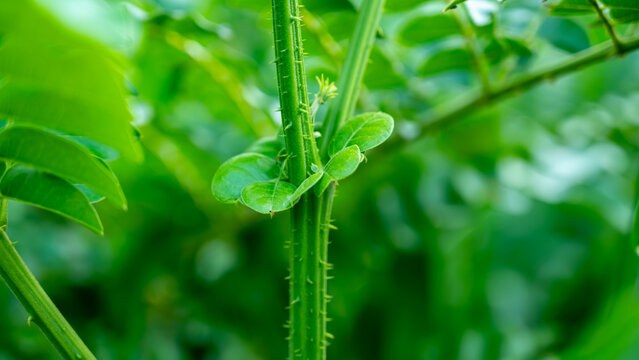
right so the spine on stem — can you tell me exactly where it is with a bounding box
[271,0,323,359]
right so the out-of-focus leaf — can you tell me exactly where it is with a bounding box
[418,48,474,76]
[398,15,461,45]
[444,0,469,11]
[212,153,279,203]
[0,0,141,160]
[484,37,533,65]
[0,166,102,234]
[386,0,428,12]
[538,18,590,53]
[329,112,394,156]
[0,125,126,208]
[241,172,323,214]
[245,136,284,159]
[363,48,405,89]
[601,0,639,23]
[315,145,362,196]
[545,0,594,15]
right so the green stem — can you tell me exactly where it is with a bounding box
[589,0,624,53]
[272,0,324,359]
[456,5,492,93]
[0,227,96,360]
[316,0,385,352]
[272,0,309,186]
[416,34,639,134]
[318,0,385,160]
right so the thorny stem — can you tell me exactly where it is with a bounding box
[316,0,385,353]
[318,0,386,160]
[0,200,96,360]
[271,0,323,359]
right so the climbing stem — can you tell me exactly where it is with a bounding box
[272,0,324,358]
[315,0,386,353]
[0,227,96,360]
[319,0,386,159]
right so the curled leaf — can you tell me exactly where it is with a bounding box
[316,145,363,196]
[329,112,394,157]
[241,172,323,214]
[212,153,280,203]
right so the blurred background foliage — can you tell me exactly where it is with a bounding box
[2,0,639,359]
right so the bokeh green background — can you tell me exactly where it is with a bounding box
[2,0,639,359]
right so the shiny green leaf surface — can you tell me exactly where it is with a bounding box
[0,0,141,160]
[329,112,394,156]
[241,180,298,214]
[212,153,280,203]
[0,166,102,234]
[315,145,362,196]
[0,125,125,208]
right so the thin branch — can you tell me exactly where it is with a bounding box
[415,34,639,134]
[456,5,492,93]
[589,0,625,53]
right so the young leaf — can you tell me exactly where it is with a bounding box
[212,153,280,203]
[0,125,126,209]
[329,112,394,157]
[0,166,102,234]
[241,180,298,214]
[241,172,323,215]
[315,145,363,196]
[538,18,590,53]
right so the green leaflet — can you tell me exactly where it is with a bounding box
[601,0,639,23]
[0,125,126,209]
[329,112,394,157]
[538,18,590,53]
[241,172,323,214]
[245,136,284,159]
[315,145,363,196]
[545,0,594,16]
[398,15,462,45]
[212,153,280,203]
[418,48,474,77]
[0,0,141,160]
[0,166,102,234]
